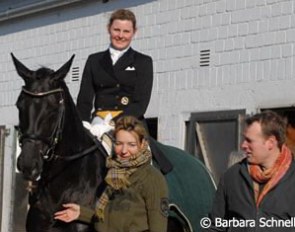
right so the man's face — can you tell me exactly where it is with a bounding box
[241,122,272,166]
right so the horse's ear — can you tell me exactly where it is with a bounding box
[11,53,33,81]
[53,54,75,81]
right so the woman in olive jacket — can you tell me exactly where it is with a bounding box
[54,116,169,232]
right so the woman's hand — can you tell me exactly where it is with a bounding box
[54,203,80,223]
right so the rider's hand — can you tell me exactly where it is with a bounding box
[54,203,80,223]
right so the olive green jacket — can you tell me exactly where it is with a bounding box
[78,163,169,232]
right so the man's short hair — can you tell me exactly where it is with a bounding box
[245,110,286,149]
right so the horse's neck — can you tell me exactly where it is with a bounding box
[35,87,104,209]
[42,118,101,201]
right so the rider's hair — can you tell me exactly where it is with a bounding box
[108,9,137,31]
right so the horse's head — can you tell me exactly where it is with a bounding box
[12,53,75,181]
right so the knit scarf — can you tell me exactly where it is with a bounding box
[95,143,152,221]
[249,144,292,208]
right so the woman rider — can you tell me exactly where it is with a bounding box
[77,8,172,173]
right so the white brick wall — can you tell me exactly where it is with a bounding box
[1,0,295,146]
[0,124,15,232]
[1,0,295,230]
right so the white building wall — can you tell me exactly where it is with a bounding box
[1,0,295,230]
[1,125,15,232]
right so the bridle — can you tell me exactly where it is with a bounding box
[18,86,65,161]
[18,86,107,163]
[18,85,107,192]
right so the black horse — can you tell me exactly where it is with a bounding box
[12,53,106,232]
[13,54,216,232]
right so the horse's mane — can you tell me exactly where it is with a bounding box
[58,80,93,151]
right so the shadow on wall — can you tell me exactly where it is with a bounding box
[0,0,156,36]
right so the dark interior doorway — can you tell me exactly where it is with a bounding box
[261,107,295,155]
[185,110,245,184]
[146,117,158,140]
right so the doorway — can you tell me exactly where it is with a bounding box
[0,126,5,230]
[185,110,245,184]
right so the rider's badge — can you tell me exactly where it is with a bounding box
[121,96,129,105]
[160,198,169,217]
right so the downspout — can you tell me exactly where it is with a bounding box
[0,0,108,23]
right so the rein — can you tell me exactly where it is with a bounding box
[55,144,98,161]
[55,133,108,161]
[55,127,108,161]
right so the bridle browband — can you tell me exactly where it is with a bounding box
[21,87,64,97]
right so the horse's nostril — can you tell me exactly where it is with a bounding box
[22,167,41,181]
[22,170,33,181]
[31,169,41,181]
[17,153,42,181]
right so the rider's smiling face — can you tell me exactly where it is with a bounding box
[108,19,136,51]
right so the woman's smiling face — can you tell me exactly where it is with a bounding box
[108,19,136,51]
[114,130,143,159]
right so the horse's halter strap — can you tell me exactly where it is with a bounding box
[19,87,65,161]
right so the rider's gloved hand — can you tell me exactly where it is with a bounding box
[83,113,114,140]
